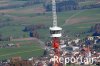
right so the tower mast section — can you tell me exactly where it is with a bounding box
[52,0,57,27]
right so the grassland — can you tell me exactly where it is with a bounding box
[0,40,43,60]
[0,0,100,59]
[79,1,98,7]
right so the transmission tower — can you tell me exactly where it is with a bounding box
[49,0,62,66]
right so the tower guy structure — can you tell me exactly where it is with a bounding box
[49,0,62,66]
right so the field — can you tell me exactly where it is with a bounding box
[0,0,100,59]
[79,1,99,7]
[0,40,44,60]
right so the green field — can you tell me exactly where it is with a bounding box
[0,0,100,59]
[0,40,43,60]
[79,1,98,7]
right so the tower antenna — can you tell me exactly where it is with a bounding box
[52,0,57,27]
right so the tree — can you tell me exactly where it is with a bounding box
[0,34,2,41]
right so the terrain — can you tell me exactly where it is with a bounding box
[0,0,99,59]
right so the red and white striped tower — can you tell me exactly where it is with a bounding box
[49,0,62,66]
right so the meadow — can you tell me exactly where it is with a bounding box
[0,40,43,59]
